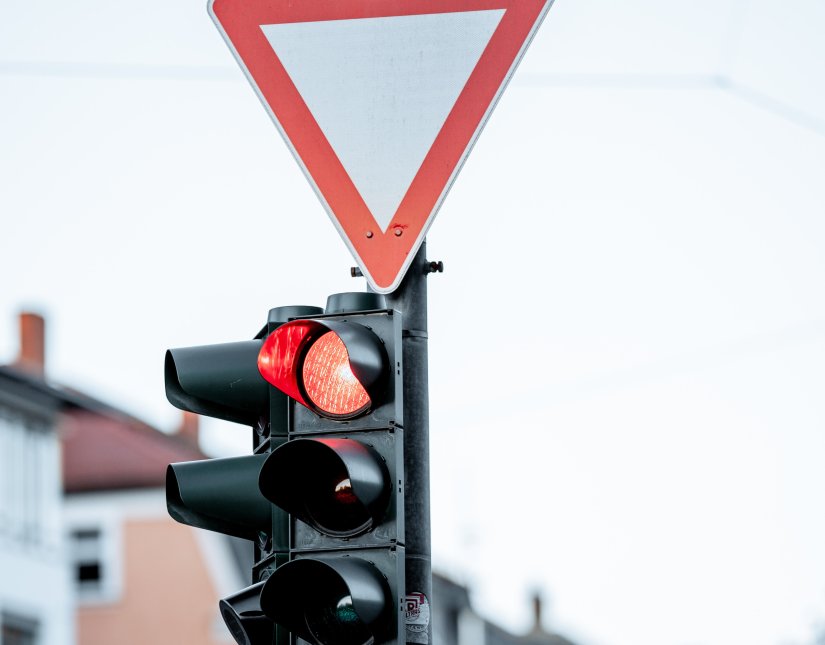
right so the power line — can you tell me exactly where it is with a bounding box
[513,72,725,90]
[2,61,824,138]
[721,79,825,138]
[513,72,825,139]
[0,60,236,81]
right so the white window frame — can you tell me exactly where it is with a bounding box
[66,517,122,606]
[1,610,40,645]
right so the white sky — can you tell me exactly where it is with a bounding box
[2,1,825,644]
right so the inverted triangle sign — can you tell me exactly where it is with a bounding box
[210,0,554,293]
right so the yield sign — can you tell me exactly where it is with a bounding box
[210,0,554,293]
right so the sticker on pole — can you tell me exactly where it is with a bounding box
[405,592,431,643]
[209,0,555,293]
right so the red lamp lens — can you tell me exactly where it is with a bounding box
[302,332,370,417]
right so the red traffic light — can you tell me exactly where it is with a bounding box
[303,331,370,416]
[257,319,387,420]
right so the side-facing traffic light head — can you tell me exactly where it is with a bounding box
[166,454,270,541]
[257,319,388,420]
[219,582,273,645]
[260,557,393,645]
[259,437,390,538]
[166,340,267,427]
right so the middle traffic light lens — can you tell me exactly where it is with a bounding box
[302,332,371,418]
[259,438,390,539]
[306,465,371,536]
[305,592,372,645]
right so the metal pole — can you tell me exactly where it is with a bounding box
[384,240,432,645]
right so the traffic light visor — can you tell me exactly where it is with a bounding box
[165,340,267,427]
[166,455,270,541]
[258,320,387,419]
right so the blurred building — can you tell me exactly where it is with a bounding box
[57,389,249,642]
[2,312,246,645]
[0,314,73,645]
[433,574,578,645]
[62,405,247,645]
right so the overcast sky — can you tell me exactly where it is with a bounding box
[2,1,825,644]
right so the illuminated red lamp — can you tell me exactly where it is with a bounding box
[258,319,387,419]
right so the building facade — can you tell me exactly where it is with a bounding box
[0,313,75,645]
[61,407,247,645]
[432,574,579,645]
[2,312,247,645]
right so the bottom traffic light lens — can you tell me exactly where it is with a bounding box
[260,559,391,645]
[306,592,372,645]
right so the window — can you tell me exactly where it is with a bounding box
[0,410,60,550]
[70,527,104,595]
[66,516,122,604]
[1,613,38,645]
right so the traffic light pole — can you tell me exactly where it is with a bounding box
[383,240,432,645]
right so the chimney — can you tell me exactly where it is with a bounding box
[530,591,545,635]
[178,410,200,446]
[17,312,46,376]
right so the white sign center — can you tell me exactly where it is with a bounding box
[261,10,505,233]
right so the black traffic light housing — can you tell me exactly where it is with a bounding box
[164,296,405,645]
[255,294,406,645]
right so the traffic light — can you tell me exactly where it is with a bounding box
[165,337,274,539]
[164,305,320,645]
[255,292,405,645]
[164,295,404,645]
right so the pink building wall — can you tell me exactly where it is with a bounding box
[78,518,230,645]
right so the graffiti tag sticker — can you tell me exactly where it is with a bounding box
[405,592,430,643]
